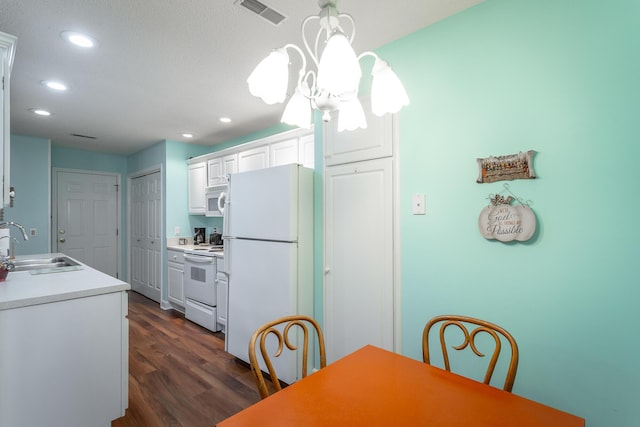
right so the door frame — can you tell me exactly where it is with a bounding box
[51,168,122,277]
[126,164,163,300]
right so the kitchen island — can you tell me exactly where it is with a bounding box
[0,253,130,427]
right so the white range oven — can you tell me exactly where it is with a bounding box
[183,246,223,332]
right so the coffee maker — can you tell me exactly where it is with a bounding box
[193,227,206,245]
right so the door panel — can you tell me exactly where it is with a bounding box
[324,157,394,363]
[55,170,119,277]
[129,171,161,302]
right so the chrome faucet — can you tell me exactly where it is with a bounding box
[0,222,29,241]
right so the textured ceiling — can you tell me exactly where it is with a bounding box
[0,0,482,155]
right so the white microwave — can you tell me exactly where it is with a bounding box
[205,185,226,217]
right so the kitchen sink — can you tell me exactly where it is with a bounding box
[11,256,83,274]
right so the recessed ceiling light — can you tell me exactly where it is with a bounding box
[219,117,232,123]
[182,133,194,138]
[60,31,98,48]
[41,80,68,91]
[29,108,51,116]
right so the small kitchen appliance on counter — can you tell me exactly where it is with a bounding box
[194,227,206,245]
[210,228,223,246]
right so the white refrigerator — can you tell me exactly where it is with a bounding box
[221,163,314,384]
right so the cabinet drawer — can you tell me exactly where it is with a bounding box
[185,299,219,332]
[168,250,185,264]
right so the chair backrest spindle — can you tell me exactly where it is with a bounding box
[423,315,519,392]
[249,315,326,399]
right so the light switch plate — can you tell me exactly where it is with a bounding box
[412,194,426,215]
[174,226,181,236]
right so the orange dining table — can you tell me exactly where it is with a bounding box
[217,345,584,427]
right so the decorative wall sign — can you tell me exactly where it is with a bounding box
[478,184,536,242]
[476,150,536,184]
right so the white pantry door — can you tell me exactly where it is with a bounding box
[129,171,162,302]
[55,170,119,277]
[324,157,395,363]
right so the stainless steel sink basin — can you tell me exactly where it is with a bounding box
[11,256,83,273]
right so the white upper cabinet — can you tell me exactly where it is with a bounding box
[221,153,238,179]
[187,161,206,214]
[270,135,315,169]
[207,157,223,187]
[299,134,315,169]
[207,154,238,186]
[324,97,394,166]
[270,138,299,167]
[187,129,313,210]
[0,31,17,208]
[238,145,269,172]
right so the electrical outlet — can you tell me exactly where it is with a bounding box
[29,228,37,237]
[174,226,181,236]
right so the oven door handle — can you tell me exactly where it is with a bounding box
[184,254,216,264]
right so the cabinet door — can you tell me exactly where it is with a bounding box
[238,145,269,172]
[207,158,223,187]
[188,162,206,214]
[323,157,394,363]
[222,153,238,179]
[0,32,17,208]
[168,262,184,305]
[324,97,393,166]
[270,138,299,167]
[299,134,315,169]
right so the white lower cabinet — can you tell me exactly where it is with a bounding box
[0,291,128,427]
[167,249,185,306]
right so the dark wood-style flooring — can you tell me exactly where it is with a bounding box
[112,291,260,427]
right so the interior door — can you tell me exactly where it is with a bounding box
[55,170,119,277]
[324,157,394,363]
[129,171,162,302]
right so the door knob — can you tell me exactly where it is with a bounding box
[59,238,66,243]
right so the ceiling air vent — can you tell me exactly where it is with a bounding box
[236,0,286,26]
[70,133,97,140]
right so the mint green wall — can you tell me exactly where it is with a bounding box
[377,0,637,425]
[8,135,50,255]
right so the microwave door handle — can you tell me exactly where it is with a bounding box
[218,191,226,215]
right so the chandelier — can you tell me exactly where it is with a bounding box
[247,0,410,131]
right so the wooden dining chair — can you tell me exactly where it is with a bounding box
[248,315,327,399]
[422,315,519,392]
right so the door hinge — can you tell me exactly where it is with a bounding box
[116,228,119,236]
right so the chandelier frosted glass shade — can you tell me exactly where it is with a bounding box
[247,0,409,131]
[247,48,289,105]
[317,31,361,97]
[338,97,366,131]
[281,84,312,129]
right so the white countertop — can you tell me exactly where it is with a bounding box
[0,253,130,311]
